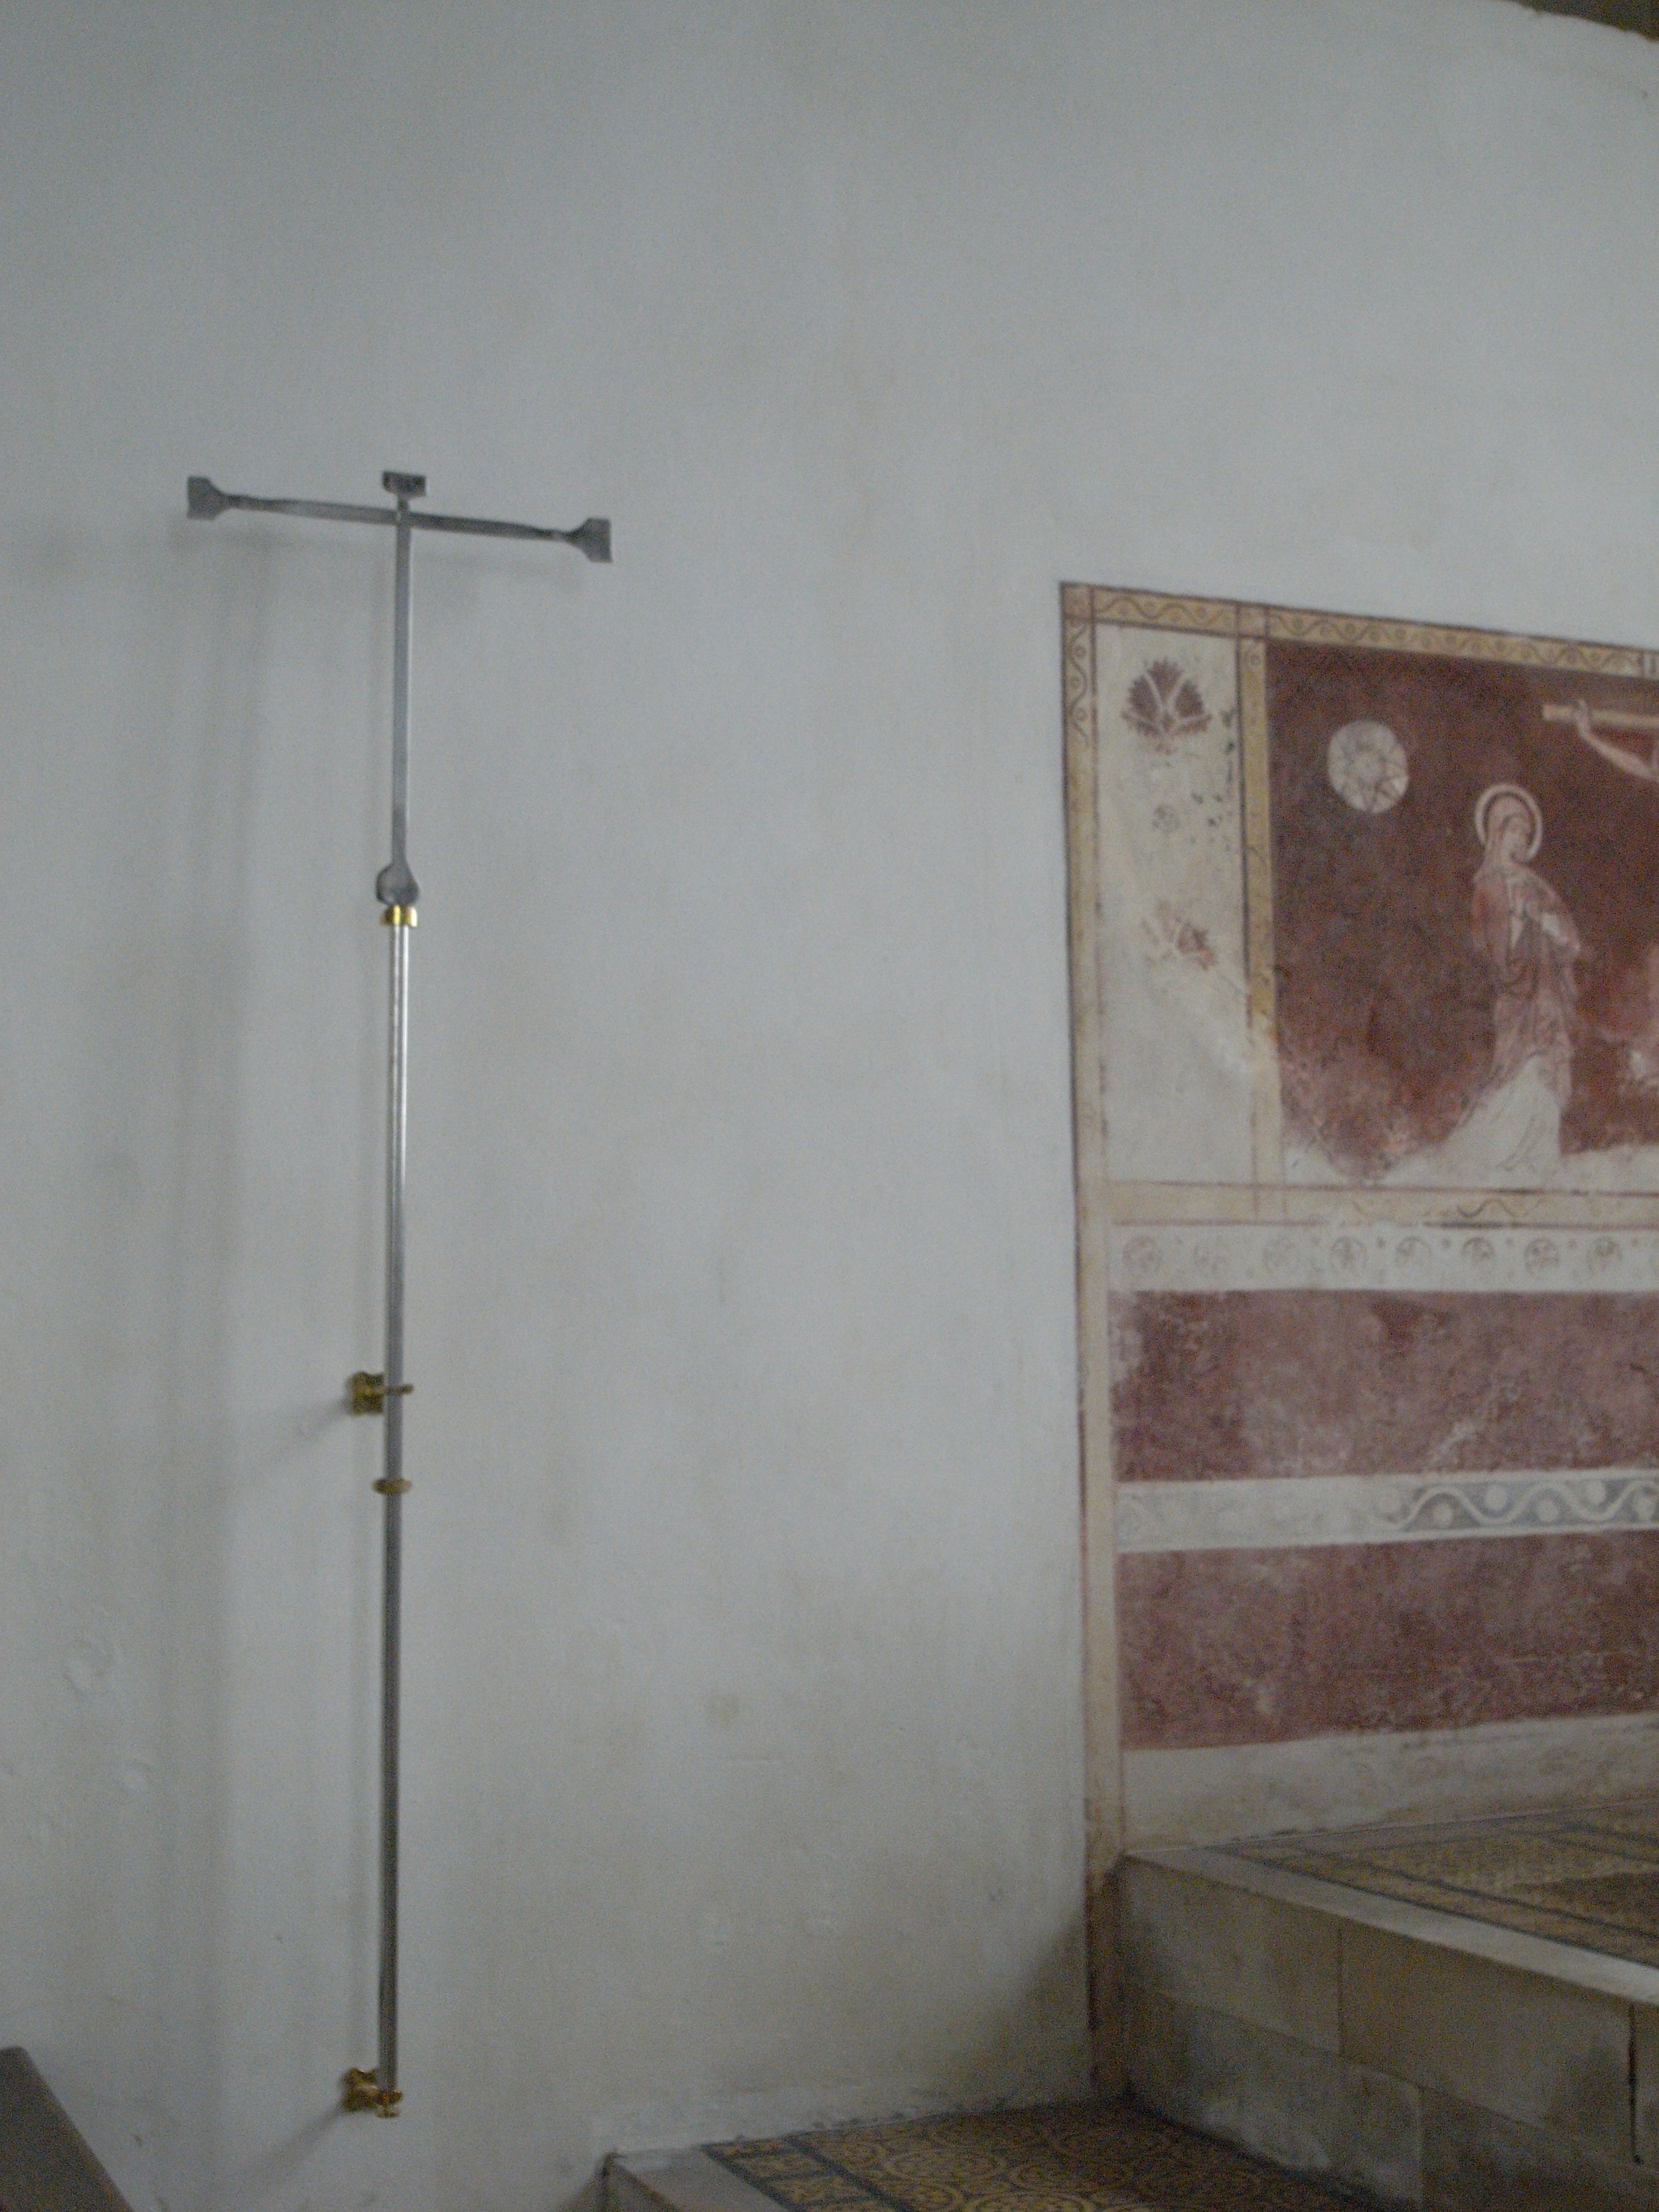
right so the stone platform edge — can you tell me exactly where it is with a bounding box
[1122,1849,1659,2208]
[1132,1842,1659,2008]
[609,2146,784,2212]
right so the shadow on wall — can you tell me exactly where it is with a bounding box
[940,1917,1092,2114]
[141,522,270,2202]
[30,515,386,2205]
[581,1915,1090,2199]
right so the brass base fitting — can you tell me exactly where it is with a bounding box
[343,2068,402,2116]
[381,905,418,928]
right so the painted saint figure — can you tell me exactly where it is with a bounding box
[1470,784,1581,1106]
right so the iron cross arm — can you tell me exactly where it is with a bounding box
[186,473,611,563]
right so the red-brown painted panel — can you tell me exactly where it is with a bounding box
[1112,1291,1659,1483]
[1119,1533,1659,1749]
[1267,642,1659,1178]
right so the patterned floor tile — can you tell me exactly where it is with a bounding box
[1231,1793,1659,1964]
[708,2101,1364,2212]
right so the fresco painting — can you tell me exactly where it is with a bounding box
[1091,621,1252,1187]
[1062,588,1659,1851]
[1272,645,1659,1191]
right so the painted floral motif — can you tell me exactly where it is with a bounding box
[1145,899,1216,970]
[1123,658,1209,749]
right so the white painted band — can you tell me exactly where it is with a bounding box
[1116,1469,1659,1552]
[1108,1220,1659,1296]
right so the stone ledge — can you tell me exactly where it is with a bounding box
[1131,1845,1659,2008]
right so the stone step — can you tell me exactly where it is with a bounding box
[610,2146,782,2212]
[0,2049,131,2212]
[1124,1815,1659,2211]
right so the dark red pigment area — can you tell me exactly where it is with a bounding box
[1112,1291,1659,1481]
[1119,1534,1659,1749]
[1268,641,1659,1177]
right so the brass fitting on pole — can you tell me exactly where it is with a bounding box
[348,1370,413,1416]
[343,2069,403,2117]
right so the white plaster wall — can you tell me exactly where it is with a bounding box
[2,2,1658,2208]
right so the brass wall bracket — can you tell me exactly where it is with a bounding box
[343,2067,402,2117]
[348,1370,414,1416]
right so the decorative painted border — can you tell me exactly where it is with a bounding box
[1106,1221,1659,1295]
[1238,630,1281,1185]
[1266,605,1655,675]
[1078,583,1658,676]
[1059,585,1123,2083]
[1116,1471,1659,1554]
[1104,1183,1659,1229]
[1085,587,1239,636]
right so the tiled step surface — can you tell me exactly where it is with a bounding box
[608,2101,1374,2212]
[1228,1799,1659,1972]
[0,2049,131,2212]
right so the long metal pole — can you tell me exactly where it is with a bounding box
[184,467,609,2121]
[350,484,421,2118]
[378,907,411,2103]
[374,488,417,2115]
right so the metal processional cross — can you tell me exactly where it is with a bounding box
[187,468,611,2116]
